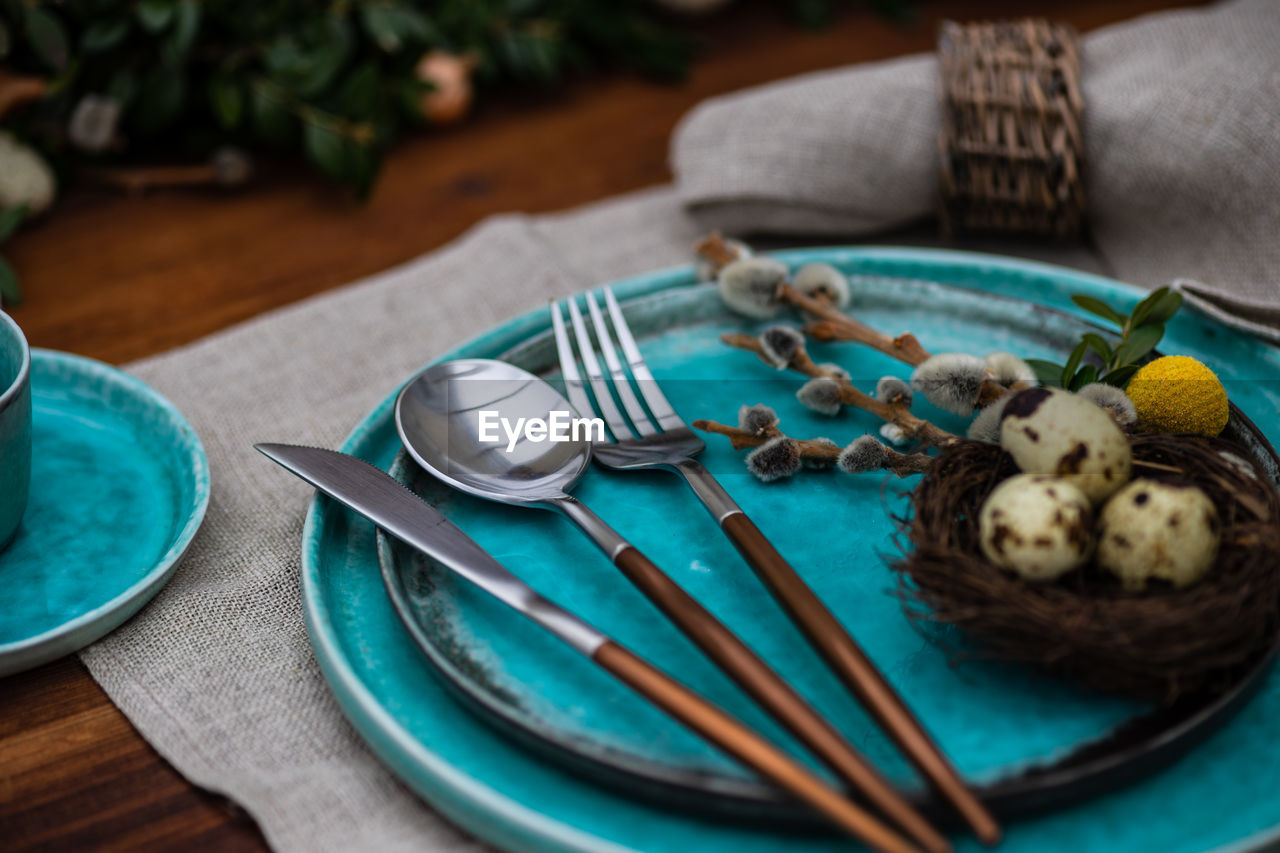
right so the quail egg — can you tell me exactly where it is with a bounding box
[978,474,1095,581]
[1096,480,1220,590]
[1000,387,1132,504]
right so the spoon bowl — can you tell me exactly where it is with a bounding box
[395,359,591,505]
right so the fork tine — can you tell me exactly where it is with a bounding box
[584,291,658,437]
[603,286,684,430]
[549,301,597,424]
[566,297,633,441]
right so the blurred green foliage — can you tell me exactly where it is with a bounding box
[0,0,706,196]
[0,1,909,198]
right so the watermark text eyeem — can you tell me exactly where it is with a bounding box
[478,410,605,451]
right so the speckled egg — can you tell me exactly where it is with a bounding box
[999,387,1132,504]
[1096,480,1220,590]
[978,474,1094,581]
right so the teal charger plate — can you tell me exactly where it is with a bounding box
[0,350,210,676]
[302,248,1280,853]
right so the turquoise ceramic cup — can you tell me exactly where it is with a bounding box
[0,311,31,549]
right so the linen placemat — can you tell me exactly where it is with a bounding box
[77,189,707,853]
[671,0,1280,341]
[77,181,1279,852]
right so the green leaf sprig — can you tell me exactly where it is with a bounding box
[1026,286,1184,391]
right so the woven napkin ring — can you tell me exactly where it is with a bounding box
[938,19,1085,241]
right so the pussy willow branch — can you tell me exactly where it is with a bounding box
[697,234,1016,408]
[795,300,1019,408]
[721,332,960,449]
[696,234,926,361]
[692,418,934,477]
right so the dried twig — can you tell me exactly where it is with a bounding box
[721,332,960,449]
[694,417,933,477]
[693,233,739,273]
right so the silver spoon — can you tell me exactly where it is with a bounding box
[394,358,947,853]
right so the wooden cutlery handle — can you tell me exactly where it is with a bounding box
[719,512,1001,846]
[611,547,948,853]
[592,640,919,853]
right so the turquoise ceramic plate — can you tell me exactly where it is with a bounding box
[303,248,1280,853]
[0,350,210,676]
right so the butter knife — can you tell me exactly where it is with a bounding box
[256,443,927,853]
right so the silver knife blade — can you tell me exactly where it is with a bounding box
[255,443,606,655]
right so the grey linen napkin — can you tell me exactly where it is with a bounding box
[671,0,1280,340]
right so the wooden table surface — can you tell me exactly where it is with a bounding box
[1,2,1198,849]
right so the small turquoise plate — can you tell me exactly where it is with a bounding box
[0,350,210,676]
[302,248,1280,853]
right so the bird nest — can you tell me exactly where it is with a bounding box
[893,432,1280,702]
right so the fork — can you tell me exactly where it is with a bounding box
[550,298,946,853]
[552,287,1001,847]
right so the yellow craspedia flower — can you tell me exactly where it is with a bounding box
[1126,355,1229,436]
